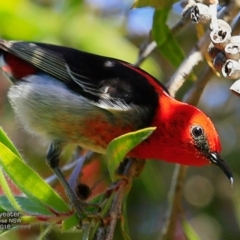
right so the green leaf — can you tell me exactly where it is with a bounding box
[182,218,200,240]
[0,127,22,159]
[0,170,22,212]
[0,196,52,215]
[133,0,177,9]
[106,127,156,181]
[152,9,185,67]
[62,214,80,231]
[0,142,69,213]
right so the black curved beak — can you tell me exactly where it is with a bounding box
[210,152,234,186]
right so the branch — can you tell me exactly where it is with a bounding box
[105,179,127,240]
[160,165,188,240]
[104,158,145,240]
[183,65,214,105]
[166,0,240,97]
[166,49,204,96]
[45,148,96,187]
[134,17,191,67]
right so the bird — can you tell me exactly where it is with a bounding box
[0,39,233,217]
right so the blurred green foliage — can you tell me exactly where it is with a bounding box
[0,0,240,240]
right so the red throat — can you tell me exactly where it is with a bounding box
[130,93,221,166]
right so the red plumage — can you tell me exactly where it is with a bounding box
[0,39,233,185]
[3,53,37,79]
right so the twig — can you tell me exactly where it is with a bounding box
[134,17,191,67]
[135,41,157,67]
[160,165,188,240]
[96,226,106,240]
[105,158,145,240]
[105,179,127,240]
[68,150,94,190]
[45,148,96,187]
[166,18,212,96]
[45,159,79,186]
[166,49,204,96]
[183,65,214,105]
[209,0,219,30]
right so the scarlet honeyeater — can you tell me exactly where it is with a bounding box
[0,39,233,216]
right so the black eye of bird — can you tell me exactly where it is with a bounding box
[191,126,204,138]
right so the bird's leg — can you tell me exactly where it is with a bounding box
[46,141,85,219]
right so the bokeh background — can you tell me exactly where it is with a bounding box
[0,0,239,239]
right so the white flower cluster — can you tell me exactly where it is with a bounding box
[181,0,240,95]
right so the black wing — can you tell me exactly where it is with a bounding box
[0,40,165,123]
